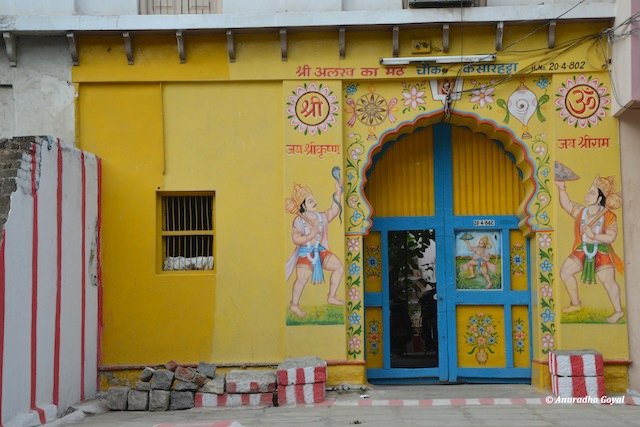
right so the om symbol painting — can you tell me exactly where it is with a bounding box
[555,75,610,128]
[287,83,339,135]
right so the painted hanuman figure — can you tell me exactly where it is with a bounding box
[285,182,344,318]
[555,176,624,324]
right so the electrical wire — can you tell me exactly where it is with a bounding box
[439,0,591,117]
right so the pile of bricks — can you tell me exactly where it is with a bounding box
[105,361,219,411]
[276,357,327,405]
[549,350,605,398]
[106,357,329,410]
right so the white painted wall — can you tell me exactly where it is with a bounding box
[223,0,342,14]
[0,0,74,15]
[343,0,398,11]
[0,86,14,137]
[611,0,640,115]
[620,109,640,395]
[0,138,100,426]
[75,0,138,15]
[0,37,75,146]
[486,0,613,5]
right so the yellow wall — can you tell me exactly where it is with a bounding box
[74,19,628,388]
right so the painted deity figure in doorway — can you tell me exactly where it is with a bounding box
[285,180,344,318]
[555,175,624,324]
[461,236,497,289]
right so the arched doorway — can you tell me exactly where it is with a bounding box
[363,123,531,382]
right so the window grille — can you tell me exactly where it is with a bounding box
[160,193,214,271]
[140,0,220,14]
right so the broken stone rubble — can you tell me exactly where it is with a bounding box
[103,357,327,411]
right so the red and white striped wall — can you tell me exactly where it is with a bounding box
[0,139,101,427]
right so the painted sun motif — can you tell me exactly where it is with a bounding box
[555,75,610,128]
[355,91,388,126]
[286,82,339,135]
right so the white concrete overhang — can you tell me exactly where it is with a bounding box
[0,3,616,34]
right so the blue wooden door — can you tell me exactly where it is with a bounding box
[364,124,531,382]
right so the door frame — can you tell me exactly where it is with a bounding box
[364,123,532,382]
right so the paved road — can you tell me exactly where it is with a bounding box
[69,385,640,427]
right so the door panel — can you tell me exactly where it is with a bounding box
[366,127,435,217]
[451,126,524,215]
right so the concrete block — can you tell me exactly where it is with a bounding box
[197,362,217,379]
[226,370,277,393]
[172,379,199,391]
[549,350,603,377]
[169,391,195,410]
[127,390,149,411]
[140,367,155,382]
[175,366,196,382]
[106,387,129,411]
[551,374,604,398]
[149,390,170,412]
[200,375,225,394]
[277,357,327,385]
[150,369,174,390]
[277,383,326,405]
[135,380,151,391]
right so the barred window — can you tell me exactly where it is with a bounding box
[160,193,214,271]
[140,0,220,15]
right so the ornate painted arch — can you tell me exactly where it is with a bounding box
[344,109,549,237]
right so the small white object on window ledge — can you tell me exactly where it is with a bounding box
[163,256,213,271]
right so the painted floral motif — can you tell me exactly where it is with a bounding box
[465,313,499,364]
[364,245,382,279]
[345,86,398,140]
[538,233,551,248]
[555,75,610,128]
[349,312,361,326]
[367,319,381,356]
[349,337,361,352]
[345,82,359,96]
[401,82,427,113]
[511,242,526,277]
[513,318,526,354]
[286,82,339,135]
[538,232,556,354]
[531,133,552,229]
[345,133,367,234]
[534,76,550,90]
[541,332,555,352]
[345,235,363,359]
[469,79,496,110]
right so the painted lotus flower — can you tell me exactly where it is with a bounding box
[348,238,359,252]
[538,234,552,248]
[349,286,360,301]
[541,332,554,350]
[402,84,426,111]
[555,75,610,128]
[349,337,361,351]
[470,84,495,109]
